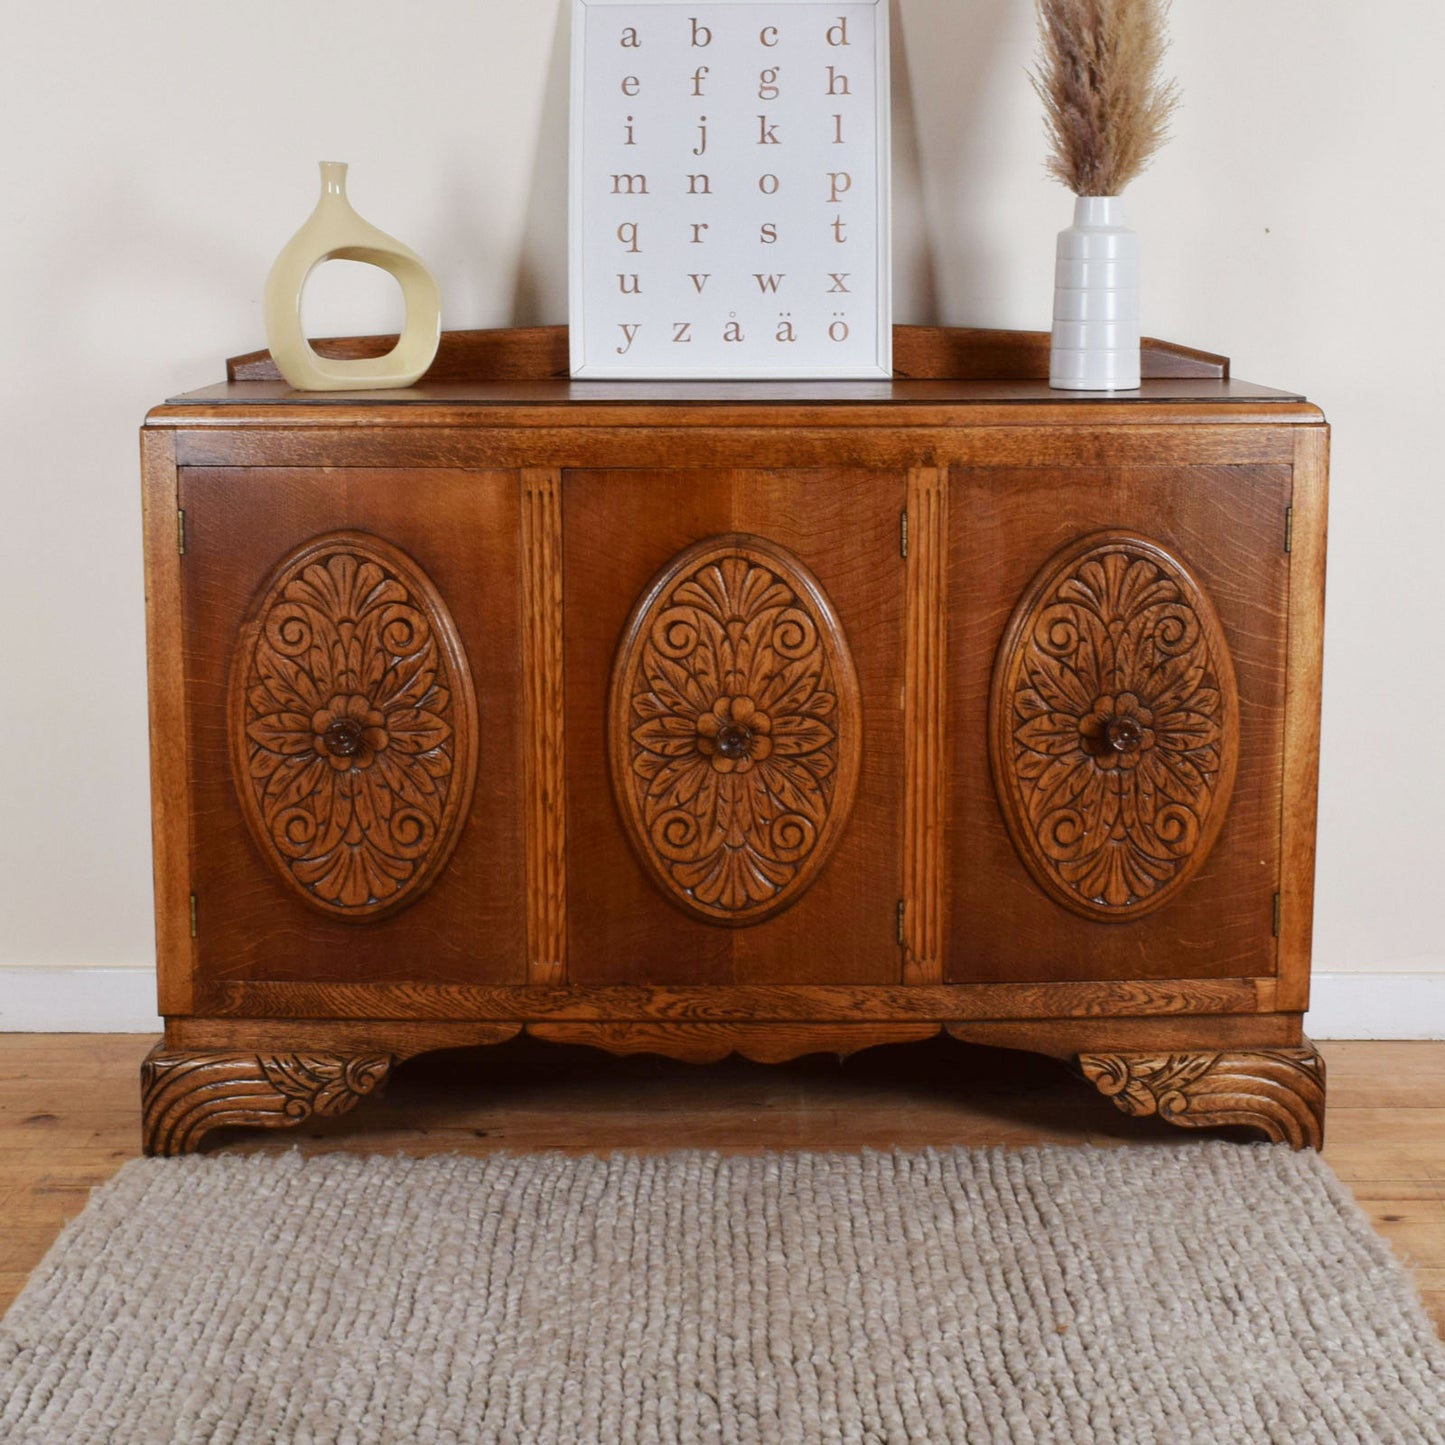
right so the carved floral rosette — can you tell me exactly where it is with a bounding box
[609,535,861,925]
[228,531,478,919]
[989,531,1239,920]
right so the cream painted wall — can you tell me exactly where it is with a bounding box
[0,2,1438,1024]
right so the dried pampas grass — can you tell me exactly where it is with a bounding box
[1031,0,1180,196]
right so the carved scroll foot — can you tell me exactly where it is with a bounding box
[141,1046,394,1156]
[1078,1042,1325,1149]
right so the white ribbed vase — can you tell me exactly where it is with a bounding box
[1049,195,1140,391]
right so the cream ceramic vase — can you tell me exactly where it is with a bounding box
[263,161,441,391]
[1049,195,1140,391]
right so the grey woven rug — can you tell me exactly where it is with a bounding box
[3,1145,1443,1444]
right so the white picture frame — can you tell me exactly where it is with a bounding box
[568,0,891,379]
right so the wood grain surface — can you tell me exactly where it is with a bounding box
[563,468,904,987]
[1277,427,1330,1010]
[948,462,1293,984]
[902,466,948,985]
[223,325,1232,385]
[139,325,1328,1165]
[140,428,194,1015]
[521,468,568,986]
[180,468,528,986]
[186,977,1273,1023]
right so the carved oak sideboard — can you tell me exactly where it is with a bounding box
[139,325,1329,1154]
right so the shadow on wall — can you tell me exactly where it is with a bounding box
[889,0,936,324]
[513,0,571,326]
[893,0,1024,328]
[509,0,1020,330]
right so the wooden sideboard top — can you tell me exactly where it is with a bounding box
[145,326,1321,427]
[162,376,1305,408]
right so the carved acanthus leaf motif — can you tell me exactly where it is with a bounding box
[609,536,861,924]
[141,1047,393,1156]
[260,1054,395,1118]
[990,531,1239,921]
[229,532,478,920]
[1079,1046,1326,1149]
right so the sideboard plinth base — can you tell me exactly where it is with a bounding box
[141,1046,395,1156]
[1077,1041,1326,1149]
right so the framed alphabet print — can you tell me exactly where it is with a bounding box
[569,0,891,378]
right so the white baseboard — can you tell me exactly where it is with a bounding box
[0,967,162,1032]
[1303,973,1445,1041]
[0,966,1440,1039]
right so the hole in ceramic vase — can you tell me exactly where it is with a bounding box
[300,259,408,347]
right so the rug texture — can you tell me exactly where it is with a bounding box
[2,1144,1443,1444]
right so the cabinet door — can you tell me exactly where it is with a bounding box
[179,467,526,989]
[948,461,1292,982]
[564,468,905,985]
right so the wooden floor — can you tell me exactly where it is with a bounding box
[2,1035,1442,1337]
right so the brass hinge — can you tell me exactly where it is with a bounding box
[177,508,187,555]
[1272,891,1282,938]
[897,899,906,946]
[900,509,909,558]
[189,893,198,939]
[1283,505,1293,554]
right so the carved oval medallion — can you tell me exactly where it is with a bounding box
[228,531,478,920]
[609,535,861,925]
[989,531,1239,922]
